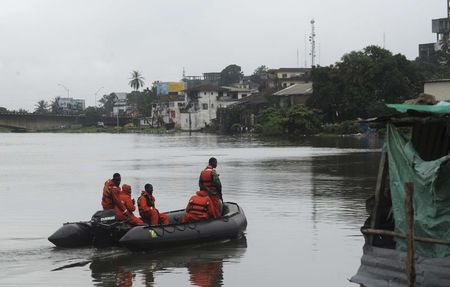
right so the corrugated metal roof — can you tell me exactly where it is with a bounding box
[272,83,313,96]
[351,245,450,287]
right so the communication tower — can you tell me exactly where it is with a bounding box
[309,19,316,67]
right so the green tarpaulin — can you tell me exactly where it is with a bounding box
[387,123,450,257]
[387,101,450,114]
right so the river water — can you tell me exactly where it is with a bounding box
[0,133,381,287]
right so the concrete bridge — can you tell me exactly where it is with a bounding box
[0,113,132,131]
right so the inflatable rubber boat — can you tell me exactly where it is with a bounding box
[119,202,247,251]
[48,202,247,250]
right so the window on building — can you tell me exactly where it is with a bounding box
[282,73,287,78]
[211,92,213,95]
[204,92,206,95]
[202,103,208,110]
[211,103,214,108]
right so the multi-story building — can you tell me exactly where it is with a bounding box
[266,68,311,89]
[418,1,450,59]
[180,85,226,131]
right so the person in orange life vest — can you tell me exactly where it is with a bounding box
[115,184,144,225]
[182,190,217,222]
[199,157,222,218]
[137,183,169,225]
[101,173,129,220]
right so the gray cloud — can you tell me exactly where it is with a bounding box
[0,0,444,110]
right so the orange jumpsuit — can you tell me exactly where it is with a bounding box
[137,192,169,225]
[182,190,216,222]
[101,179,129,219]
[115,190,144,225]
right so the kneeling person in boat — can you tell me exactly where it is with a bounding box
[182,190,217,222]
[137,183,169,225]
[115,184,144,225]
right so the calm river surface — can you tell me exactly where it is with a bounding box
[0,133,381,287]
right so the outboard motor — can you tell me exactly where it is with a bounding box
[90,210,130,247]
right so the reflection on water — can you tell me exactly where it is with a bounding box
[0,133,381,286]
[89,237,247,287]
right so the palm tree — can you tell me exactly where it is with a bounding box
[129,70,145,91]
[34,100,49,114]
[50,96,61,114]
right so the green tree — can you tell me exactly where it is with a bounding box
[129,70,145,91]
[220,64,244,86]
[83,106,104,126]
[50,97,61,114]
[309,46,420,122]
[250,65,269,90]
[127,88,156,117]
[0,107,9,113]
[34,100,49,114]
[99,93,117,115]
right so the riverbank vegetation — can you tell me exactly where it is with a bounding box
[239,45,449,137]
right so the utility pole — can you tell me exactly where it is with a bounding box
[309,19,316,68]
[94,87,104,108]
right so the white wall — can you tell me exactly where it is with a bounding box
[180,90,219,131]
[424,82,450,101]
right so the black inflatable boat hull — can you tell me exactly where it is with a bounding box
[119,202,247,251]
[48,222,93,248]
[48,210,132,248]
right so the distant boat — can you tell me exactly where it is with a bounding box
[48,202,247,250]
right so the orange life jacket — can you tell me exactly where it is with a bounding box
[138,192,169,225]
[114,191,143,225]
[101,179,130,218]
[101,179,115,210]
[183,190,215,222]
[200,165,217,193]
[137,192,155,220]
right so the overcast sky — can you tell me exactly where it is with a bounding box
[0,0,445,110]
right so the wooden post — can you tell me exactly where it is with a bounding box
[369,151,387,245]
[405,182,416,287]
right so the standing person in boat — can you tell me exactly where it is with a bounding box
[182,190,217,222]
[137,183,169,225]
[101,173,130,219]
[199,157,222,217]
[115,184,144,225]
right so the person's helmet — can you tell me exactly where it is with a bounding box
[122,184,131,194]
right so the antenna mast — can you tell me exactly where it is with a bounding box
[309,19,316,67]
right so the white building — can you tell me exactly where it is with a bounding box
[112,92,131,116]
[180,85,228,131]
[267,68,311,89]
[424,79,450,101]
[150,95,186,128]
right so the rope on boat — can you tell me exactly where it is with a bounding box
[150,221,198,237]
